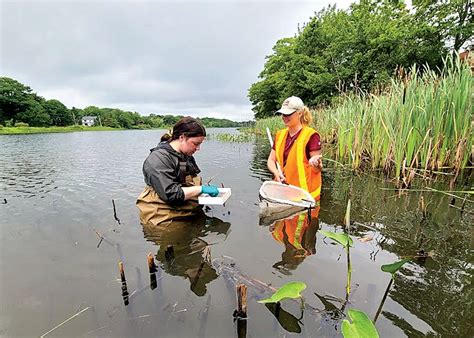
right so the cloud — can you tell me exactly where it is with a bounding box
[1,0,353,121]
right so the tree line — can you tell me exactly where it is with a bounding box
[0,77,251,129]
[249,0,472,118]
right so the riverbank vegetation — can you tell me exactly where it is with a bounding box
[248,0,472,185]
[255,58,473,186]
[318,59,472,186]
[249,0,472,118]
[0,125,118,135]
[0,77,251,132]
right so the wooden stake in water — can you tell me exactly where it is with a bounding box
[237,317,247,338]
[119,262,129,305]
[233,284,248,318]
[148,253,157,290]
[147,253,156,273]
[233,284,248,338]
[112,199,121,224]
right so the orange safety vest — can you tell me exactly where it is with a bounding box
[275,126,322,200]
[272,207,320,250]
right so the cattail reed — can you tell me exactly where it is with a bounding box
[256,55,472,185]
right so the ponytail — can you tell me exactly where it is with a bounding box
[300,106,313,126]
[160,130,173,142]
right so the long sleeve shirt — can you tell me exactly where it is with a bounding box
[142,142,200,205]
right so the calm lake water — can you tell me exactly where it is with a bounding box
[0,129,472,337]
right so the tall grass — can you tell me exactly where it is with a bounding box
[254,116,284,134]
[257,56,473,185]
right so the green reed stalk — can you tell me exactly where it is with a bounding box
[254,56,471,183]
[288,57,473,181]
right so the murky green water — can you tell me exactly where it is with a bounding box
[0,129,472,337]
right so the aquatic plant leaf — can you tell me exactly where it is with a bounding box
[319,230,353,247]
[341,309,379,338]
[258,281,306,303]
[381,259,410,276]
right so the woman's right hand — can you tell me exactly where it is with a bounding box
[274,172,286,184]
[201,185,219,197]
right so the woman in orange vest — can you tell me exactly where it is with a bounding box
[267,96,322,201]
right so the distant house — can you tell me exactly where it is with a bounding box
[82,116,98,126]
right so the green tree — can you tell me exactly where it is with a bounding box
[413,0,473,52]
[248,38,297,118]
[16,97,51,126]
[116,110,133,129]
[70,107,83,125]
[0,77,35,125]
[44,99,73,126]
[82,106,101,117]
[248,1,447,118]
[143,114,164,128]
[162,115,182,126]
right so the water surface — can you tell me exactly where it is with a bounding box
[0,129,472,337]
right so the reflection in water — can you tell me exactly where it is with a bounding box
[0,131,471,336]
[142,213,230,297]
[265,303,302,333]
[313,292,348,336]
[264,207,320,274]
[250,136,273,182]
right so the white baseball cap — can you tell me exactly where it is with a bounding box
[276,96,304,115]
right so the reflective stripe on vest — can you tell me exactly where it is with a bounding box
[291,213,307,250]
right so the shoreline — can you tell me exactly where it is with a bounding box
[0,126,130,135]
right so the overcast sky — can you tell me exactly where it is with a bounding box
[1,0,353,121]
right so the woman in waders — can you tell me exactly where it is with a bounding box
[267,96,323,201]
[137,117,219,226]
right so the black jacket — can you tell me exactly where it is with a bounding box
[143,142,200,205]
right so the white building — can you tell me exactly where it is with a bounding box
[81,116,97,126]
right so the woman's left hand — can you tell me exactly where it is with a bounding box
[309,155,322,169]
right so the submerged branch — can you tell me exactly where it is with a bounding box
[40,306,91,337]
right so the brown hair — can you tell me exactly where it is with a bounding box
[161,116,206,142]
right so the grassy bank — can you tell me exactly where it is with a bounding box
[257,58,473,185]
[0,125,121,135]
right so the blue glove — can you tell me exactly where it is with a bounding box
[201,185,219,197]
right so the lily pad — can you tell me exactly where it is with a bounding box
[381,259,410,276]
[341,308,379,338]
[258,281,306,304]
[319,230,353,247]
